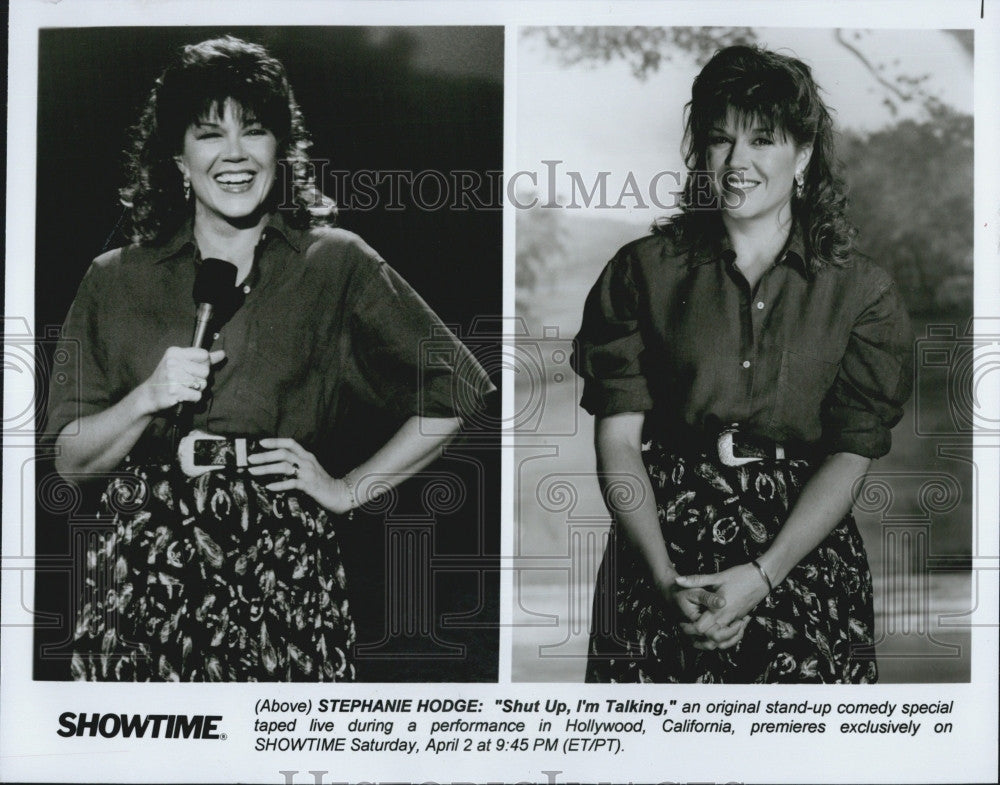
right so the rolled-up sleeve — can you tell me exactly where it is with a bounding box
[349,254,494,421]
[821,275,913,458]
[572,247,653,416]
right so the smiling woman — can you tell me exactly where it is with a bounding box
[176,102,280,229]
[574,45,913,683]
[708,115,812,227]
[45,35,494,682]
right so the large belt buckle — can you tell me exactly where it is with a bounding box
[177,430,230,477]
[717,424,764,467]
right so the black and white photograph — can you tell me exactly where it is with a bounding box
[29,25,502,684]
[513,26,976,684]
[1,2,998,784]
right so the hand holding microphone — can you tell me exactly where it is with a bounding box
[138,258,238,416]
[139,346,227,414]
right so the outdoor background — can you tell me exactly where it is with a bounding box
[513,27,975,682]
[31,26,503,682]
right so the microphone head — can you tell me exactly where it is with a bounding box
[193,258,238,305]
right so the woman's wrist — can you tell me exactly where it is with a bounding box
[340,472,358,519]
[318,477,352,516]
[756,549,788,589]
[319,474,359,518]
[749,559,774,594]
[653,569,680,595]
[127,382,159,419]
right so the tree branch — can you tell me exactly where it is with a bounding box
[833,29,913,103]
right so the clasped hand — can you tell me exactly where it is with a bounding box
[664,562,769,650]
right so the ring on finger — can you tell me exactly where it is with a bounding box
[289,461,300,479]
[187,379,203,391]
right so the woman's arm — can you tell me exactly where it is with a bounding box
[54,386,155,477]
[678,451,871,638]
[759,451,871,584]
[247,415,462,515]
[595,413,739,639]
[54,347,225,477]
[595,412,677,593]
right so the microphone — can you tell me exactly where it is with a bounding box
[190,258,239,349]
[173,258,238,421]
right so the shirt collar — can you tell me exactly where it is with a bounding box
[686,218,812,279]
[152,209,304,263]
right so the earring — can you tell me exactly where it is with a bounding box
[794,171,805,199]
[183,175,191,202]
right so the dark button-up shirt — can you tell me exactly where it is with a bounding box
[572,224,913,458]
[46,211,494,465]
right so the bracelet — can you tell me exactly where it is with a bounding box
[750,558,773,594]
[343,472,357,520]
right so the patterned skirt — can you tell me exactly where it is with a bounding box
[586,441,877,684]
[71,463,356,681]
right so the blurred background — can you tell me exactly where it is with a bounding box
[32,26,503,682]
[513,27,974,682]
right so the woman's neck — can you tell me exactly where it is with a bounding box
[192,209,268,284]
[722,211,792,268]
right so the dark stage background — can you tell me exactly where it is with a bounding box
[33,26,503,681]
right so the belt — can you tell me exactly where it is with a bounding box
[658,422,812,467]
[715,425,784,466]
[176,430,264,477]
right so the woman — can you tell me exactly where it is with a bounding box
[574,45,912,683]
[46,36,493,681]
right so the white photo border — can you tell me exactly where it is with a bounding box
[3,2,998,784]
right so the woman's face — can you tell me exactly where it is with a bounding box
[174,99,278,227]
[705,111,811,226]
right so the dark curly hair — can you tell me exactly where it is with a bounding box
[659,44,855,269]
[120,35,334,244]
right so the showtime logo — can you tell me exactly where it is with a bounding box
[57,712,225,739]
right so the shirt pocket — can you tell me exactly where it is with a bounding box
[769,349,841,443]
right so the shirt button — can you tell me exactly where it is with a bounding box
[756,301,764,309]
[212,332,220,340]
[742,360,751,369]
[242,284,251,294]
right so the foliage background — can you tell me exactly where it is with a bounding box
[514,27,974,682]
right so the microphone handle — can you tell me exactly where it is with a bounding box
[172,303,215,420]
